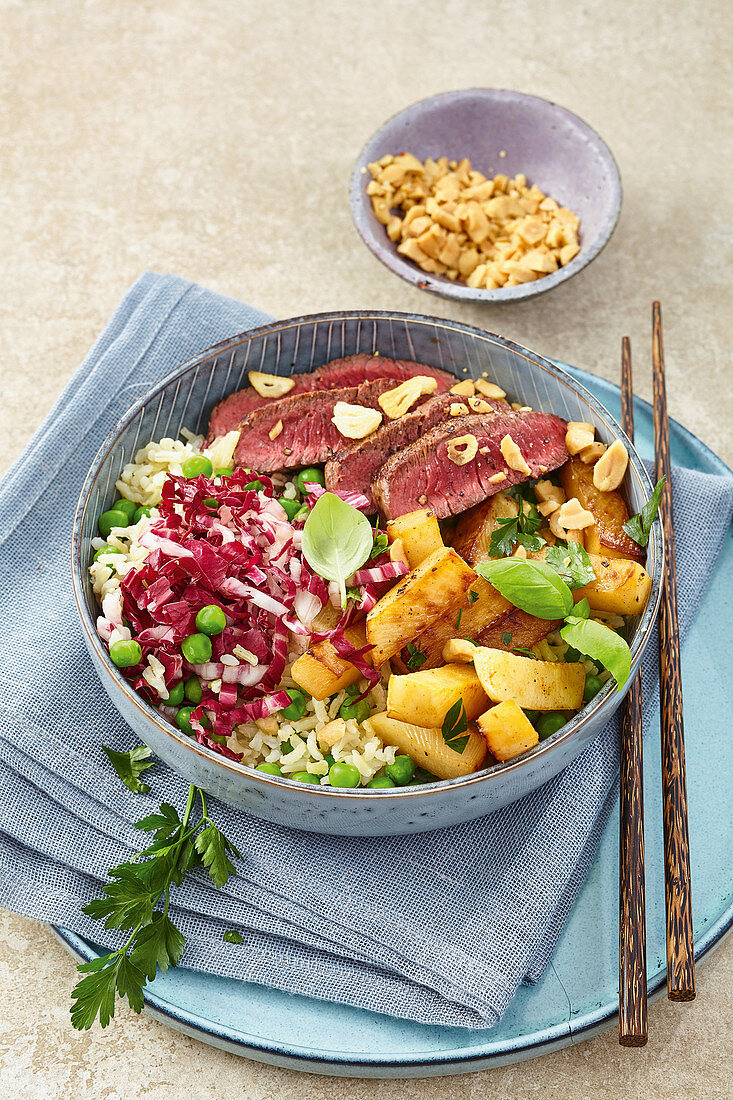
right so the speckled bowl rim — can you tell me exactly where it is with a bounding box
[72,310,663,804]
[349,88,623,302]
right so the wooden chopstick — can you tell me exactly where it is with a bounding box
[618,337,648,1046]
[652,301,696,1001]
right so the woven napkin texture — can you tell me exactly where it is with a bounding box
[1,272,731,1029]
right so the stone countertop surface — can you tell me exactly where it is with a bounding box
[1,1,731,1097]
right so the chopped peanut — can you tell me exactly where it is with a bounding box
[593,440,629,491]
[268,419,283,441]
[317,719,347,748]
[449,402,470,416]
[580,442,607,464]
[449,379,475,397]
[441,638,477,664]
[488,472,507,484]
[565,421,596,455]
[556,497,596,530]
[474,378,506,400]
[500,434,531,476]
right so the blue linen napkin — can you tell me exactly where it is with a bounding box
[0,272,731,1029]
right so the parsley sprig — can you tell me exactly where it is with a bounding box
[623,476,665,547]
[489,499,546,558]
[545,541,596,590]
[405,640,427,671]
[70,750,241,1031]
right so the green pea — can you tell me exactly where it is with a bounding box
[296,467,325,494]
[278,496,302,521]
[195,604,227,636]
[328,761,361,788]
[367,776,395,789]
[133,505,153,524]
[114,498,138,521]
[583,674,605,702]
[109,639,143,668]
[385,755,415,786]
[343,682,361,699]
[98,509,129,538]
[167,681,185,706]
[244,479,264,492]
[184,675,203,705]
[93,545,124,563]
[293,504,310,523]
[256,762,283,776]
[175,706,196,736]
[523,709,540,726]
[339,698,370,724]
[181,454,214,479]
[281,688,307,721]
[203,498,219,509]
[536,711,566,740]
[181,633,213,664]
[216,467,234,479]
[292,770,320,784]
[208,732,228,745]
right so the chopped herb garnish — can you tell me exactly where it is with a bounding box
[501,631,513,646]
[512,647,536,659]
[370,531,390,559]
[405,641,427,671]
[545,542,596,590]
[623,476,665,547]
[467,589,479,605]
[345,585,363,606]
[455,608,463,630]
[441,698,468,754]
[223,929,244,944]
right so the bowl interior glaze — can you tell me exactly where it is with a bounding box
[73,312,662,835]
[350,89,622,303]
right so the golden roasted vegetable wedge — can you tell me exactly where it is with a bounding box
[291,623,369,700]
[387,664,488,727]
[478,700,540,762]
[393,574,512,670]
[450,492,518,565]
[477,608,560,651]
[575,554,652,615]
[559,455,644,562]
[473,646,585,711]
[386,508,444,569]
[367,713,487,779]
[365,547,476,667]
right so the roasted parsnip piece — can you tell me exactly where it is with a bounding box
[291,623,369,700]
[559,455,644,562]
[473,647,585,711]
[387,664,488,728]
[386,508,444,569]
[478,700,540,762]
[366,713,487,779]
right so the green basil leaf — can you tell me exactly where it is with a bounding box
[475,558,574,619]
[560,617,631,690]
[301,493,374,607]
[545,542,596,589]
[623,476,666,547]
[574,597,591,620]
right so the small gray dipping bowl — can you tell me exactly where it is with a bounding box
[350,89,622,302]
[73,312,661,837]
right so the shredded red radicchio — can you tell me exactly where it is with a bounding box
[102,469,354,752]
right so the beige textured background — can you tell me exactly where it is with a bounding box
[1,1,731,1097]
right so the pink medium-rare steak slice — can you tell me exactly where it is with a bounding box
[371,410,569,520]
[323,394,509,508]
[207,354,457,441]
[233,378,402,473]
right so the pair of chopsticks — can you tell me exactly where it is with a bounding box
[618,302,695,1047]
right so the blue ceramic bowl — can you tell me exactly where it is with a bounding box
[72,312,661,836]
[350,89,622,302]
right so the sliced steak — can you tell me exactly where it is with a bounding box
[371,410,569,520]
[324,393,507,508]
[207,354,456,441]
[234,378,401,472]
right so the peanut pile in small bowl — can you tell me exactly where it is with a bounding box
[366,153,580,291]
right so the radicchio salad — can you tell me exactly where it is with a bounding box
[90,354,661,789]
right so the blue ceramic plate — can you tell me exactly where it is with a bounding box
[55,365,732,1077]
